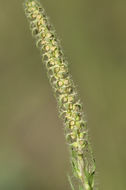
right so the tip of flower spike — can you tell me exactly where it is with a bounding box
[24,0,40,7]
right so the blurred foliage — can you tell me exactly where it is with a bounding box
[0,0,126,190]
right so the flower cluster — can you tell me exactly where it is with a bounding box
[24,1,96,189]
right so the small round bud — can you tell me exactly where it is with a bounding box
[37,14,42,20]
[32,14,36,18]
[51,46,56,51]
[79,133,84,139]
[34,10,39,15]
[64,79,69,85]
[70,120,75,126]
[54,67,60,73]
[45,45,50,51]
[46,33,52,38]
[58,81,63,87]
[72,142,78,148]
[62,96,68,103]
[68,96,74,102]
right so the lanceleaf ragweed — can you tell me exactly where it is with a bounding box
[24,0,96,189]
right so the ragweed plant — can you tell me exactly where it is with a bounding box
[24,0,96,189]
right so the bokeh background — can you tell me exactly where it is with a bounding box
[0,0,126,189]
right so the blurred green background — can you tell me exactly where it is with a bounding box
[0,0,126,189]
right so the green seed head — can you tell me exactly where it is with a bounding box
[24,1,96,189]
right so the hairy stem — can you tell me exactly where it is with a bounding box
[23,0,96,189]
